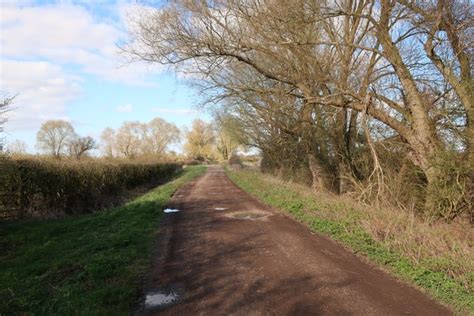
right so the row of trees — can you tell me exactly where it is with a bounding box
[7,117,241,161]
[99,117,242,161]
[32,118,181,159]
[126,0,473,220]
[100,118,180,158]
[184,117,243,162]
[98,116,245,161]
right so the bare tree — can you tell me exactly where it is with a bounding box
[0,94,15,152]
[184,119,215,161]
[100,117,180,159]
[68,136,96,159]
[36,120,76,157]
[396,0,473,162]
[6,140,28,154]
[214,114,244,160]
[143,117,180,156]
[100,127,116,157]
[115,121,144,159]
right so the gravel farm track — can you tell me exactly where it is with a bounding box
[138,166,451,315]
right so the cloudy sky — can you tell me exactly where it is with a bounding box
[0,0,206,152]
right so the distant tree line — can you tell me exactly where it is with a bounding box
[183,117,243,162]
[100,118,180,159]
[19,116,242,162]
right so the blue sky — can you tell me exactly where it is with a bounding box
[0,0,207,153]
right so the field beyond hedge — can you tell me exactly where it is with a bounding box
[0,156,181,221]
[0,165,206,314]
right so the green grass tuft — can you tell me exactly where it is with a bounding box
[0,166,206,314]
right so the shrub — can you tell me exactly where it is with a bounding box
[228,153,243,169]
[424,152,471,221]
[0,156,181,220]
[182,159,202,166]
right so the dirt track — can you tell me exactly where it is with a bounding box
[140,166,451,315]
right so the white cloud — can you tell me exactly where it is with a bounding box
[1,4,117,57]
[151,108,198,115]
[0,2,163,85]
[0,59,80,131]
[0,2,164,132]
[117,103,133,113]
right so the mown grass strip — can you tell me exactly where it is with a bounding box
[0,165,206,315]
[227,169,473,314]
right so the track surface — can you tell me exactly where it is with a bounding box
[143,166,451,315]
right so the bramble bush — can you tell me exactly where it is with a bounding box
[0,156,181,220]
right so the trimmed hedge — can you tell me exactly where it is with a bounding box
[0,157,181,220]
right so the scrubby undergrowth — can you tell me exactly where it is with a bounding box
[227,168,473,313]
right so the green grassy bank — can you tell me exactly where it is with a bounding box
[0,166,206,314]
[227,168,473,314]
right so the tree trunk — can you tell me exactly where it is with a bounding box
[467,103,474,164]
[308,154,327,192]
[423,165,442,219]
[468,106,474,224]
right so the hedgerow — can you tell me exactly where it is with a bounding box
[0,156,181,220]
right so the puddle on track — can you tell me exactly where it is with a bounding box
[145,292,179,308]
[139,286,183,313]
[225,210,271,220]
[163,208,180,213]
[214,207,227,211]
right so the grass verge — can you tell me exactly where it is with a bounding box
[227,168,473,314]
[0,165,206,315]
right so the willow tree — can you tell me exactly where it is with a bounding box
[36,120,76,157]
[143,118,181,156]
[100,118,180,159]
[184,119,215,161]
[100,128,116,158]
[214,114,244,160]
